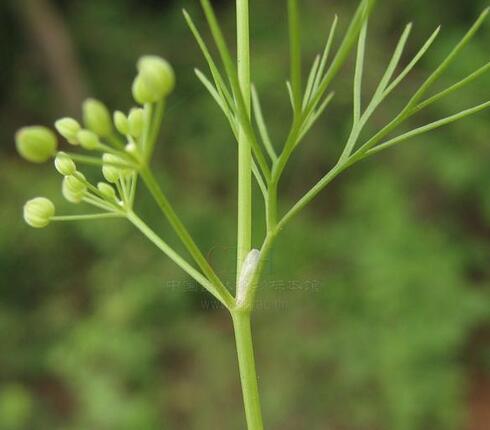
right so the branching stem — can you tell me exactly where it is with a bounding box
[140,166,233,308]
[127,210,230,307]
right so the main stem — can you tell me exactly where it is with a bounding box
[232,310,264,430]
[235,1,264,429]
[236,0,252,279]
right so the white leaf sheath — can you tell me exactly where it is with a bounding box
[236,249,261,306]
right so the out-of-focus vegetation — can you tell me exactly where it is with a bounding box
[1,0,489,429]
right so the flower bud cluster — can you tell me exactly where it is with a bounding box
[17,55,174,228]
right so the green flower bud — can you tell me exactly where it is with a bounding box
[97,182,117,201]
[137,55,175,98]
[82,98,112,137]
[132,74,154,105]
[23,197,55,228]
[128,108,144,138]
[16,126,57,163]
[114,111,129,135]
[62,174,87,203]
[77,129,99,150]
[102,153,129,183]
[125,142,139,158]
[54,152,76,176]
[55,118,81,145]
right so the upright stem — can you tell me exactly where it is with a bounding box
[235,3,265,429]
[232,310,264,430]
[236,0,252,279]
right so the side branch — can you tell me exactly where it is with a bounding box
[140,167,233,306]
[128,211,232,308]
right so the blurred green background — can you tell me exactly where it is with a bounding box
[1,0,489,429]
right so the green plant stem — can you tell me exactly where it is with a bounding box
[141,103,154,158]
[198,0,271,182]
[356,7,489,157]
[366,100,490,156]
[148,101,166,161]
[140,167,233,308]
[266,0,375,231]
[52,213,124,221]
[63,152,136,169]
[267,179,278,231]
[234,3,266,429]
[278,160,350,232]
[288,0,302,113]
[127,210,230,307]
[232,310,264,430]
[236,0,252,279]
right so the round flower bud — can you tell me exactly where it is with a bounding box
[23,197,55,228]
[137,55,175,98]
[132,74,154,105]
[97,182,117,201]
[114,111,129,135]
[55,118,81,145]
[102,153,128,183]
[62,174,87,203]
[82,98,112,137]
[128,108,144,138]
[16,126,57,163]
[77,129,99,150]
[54,152,76,176]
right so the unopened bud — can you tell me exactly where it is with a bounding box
[128,108,144,138]
[97,182,117,201]
[77,129,99,150]
[54,152,76,176]
[23,197,55,228]
[137,56,175,97]
[55,118,81,145]
[16,126,57,163]
[132,74,153,105]
[114,111,129,135]
[62,174,87,203]
[102,153,130,183]
[82,98,112,137]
